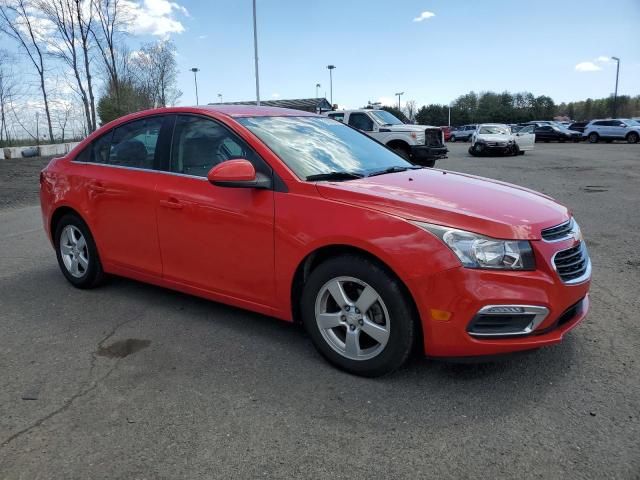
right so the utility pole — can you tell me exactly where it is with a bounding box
[395,92,404,110]
[218,93,223,104]
[191,68,200,105]
[316,83,321,98]
[327,65,335,106]
[612,56,620,118]
[252,0,260,106]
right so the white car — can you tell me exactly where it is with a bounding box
[469,124,535,156]
[325,109,447,167]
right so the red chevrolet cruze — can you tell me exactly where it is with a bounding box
[40,106,591,376]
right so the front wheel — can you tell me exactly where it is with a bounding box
[588,132,599,143]
[301,255,416,377]
[391,146,411,161]
[449,135,456,142]
[54,214,104,288]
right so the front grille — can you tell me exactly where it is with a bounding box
[487,141,507,147]
[425,128,443,147]
[553,242,590,283]
[541,219,574,241]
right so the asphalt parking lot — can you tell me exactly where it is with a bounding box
[1,142,639,479]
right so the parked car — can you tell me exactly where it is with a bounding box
[449,124,477,142]
[325,109,447,167]
[469,124,535,156]
[440,126,452,141]
[567,122,588,134]
[40,106,591,376]
[534,125,582,142]
[582,119,640,144]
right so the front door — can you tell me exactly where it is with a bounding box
[155,115,276,306]
[515,125,535,150]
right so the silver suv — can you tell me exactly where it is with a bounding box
[583,119,640,144]
[449,124,477,142]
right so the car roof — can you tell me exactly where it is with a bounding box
[196,105,318,118]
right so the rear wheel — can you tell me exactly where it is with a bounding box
[301,255,416,377]
[450,135,456,142]
[588,132,599,143]
[627,132,639,144]
[54,214,104,289]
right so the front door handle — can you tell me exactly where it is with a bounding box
[159,198,183,210]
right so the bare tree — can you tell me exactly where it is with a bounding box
[37,0,97,132]
[0,50,18,143]
[404,100,417,123]
[74,0,96,131]
[91,0,129,107]
[0,0,55,142]
[52,100,72,141]
[133,40,182,107]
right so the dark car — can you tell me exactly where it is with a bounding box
[567,122,588,133]
[534,125,582,142]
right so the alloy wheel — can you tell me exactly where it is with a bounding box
[314,276,390,361]
[59,225,89,278]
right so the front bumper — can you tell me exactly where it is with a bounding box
[409,238,591,358]
[411,145,448,161]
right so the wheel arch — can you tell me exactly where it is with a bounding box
[290,244,424,350]
[386,139,412,154]
[50,205,90,245]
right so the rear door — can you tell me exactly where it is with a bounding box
[76,115,170,276]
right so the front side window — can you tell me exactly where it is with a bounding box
[348,113,374,132]
[519,125,535,134]
[238,116,411,180]
[369,110,403,126]
[328,113,344,122]
[171,115,261,177]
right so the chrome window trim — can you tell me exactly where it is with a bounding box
[551,243,592,285]
[70,160,208,180]
[468,305,550,338]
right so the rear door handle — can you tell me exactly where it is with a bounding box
[159,198,183,210]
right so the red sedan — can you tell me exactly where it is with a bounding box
[40,106,591,376]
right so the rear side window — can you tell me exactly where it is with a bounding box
[592,121,605,126]
[328,113,344,122]
[75,130,112,163]
[109,117,163,169]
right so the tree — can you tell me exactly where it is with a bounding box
[37,0,98,132]
[403,100,417,123]
[0,50,18,144]
[132,40,181,107]
[0,0,55,142]
[97,78,153,124]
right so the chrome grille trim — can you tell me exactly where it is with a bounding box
[541,218,575,242]
[552,242,591,284]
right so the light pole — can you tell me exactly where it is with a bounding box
[327,65,335,105]
[218,93,223,104]
[190,67,200,105]
[252,0,260,106]
[611,56,620,118]
[395,92,404,110]
[316,83,321,98]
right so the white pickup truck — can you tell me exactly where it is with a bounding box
[325,109,447,167]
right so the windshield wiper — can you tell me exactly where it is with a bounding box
[367,165,421,177]
[306,171,364,182]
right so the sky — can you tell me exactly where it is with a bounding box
[162,0,640,109]
[2,0,640,118]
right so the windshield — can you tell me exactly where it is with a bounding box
[623,119,639,126]
[369,110,404,125]
[237,116,412,180]
[478,126,509,135]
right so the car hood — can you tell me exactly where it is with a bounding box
[316,169,570,240]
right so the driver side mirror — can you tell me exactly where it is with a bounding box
[207,159,272,189]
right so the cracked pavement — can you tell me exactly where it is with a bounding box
[0,143,639,479]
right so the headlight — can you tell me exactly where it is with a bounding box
[413,222,535,270]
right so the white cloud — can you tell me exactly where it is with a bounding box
[377,96,395,106]
[413,11,435,22]
[122,0,189,37]
[271,93,280,99]
[596,56,612,64]
[575,62,601,72]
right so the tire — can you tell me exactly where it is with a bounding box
[391,146,411,161]
[54,213,104,289]
[511,144,520,156]
[450,135,456,142]
[626,132,639,144]
[519,150,526,155]
[301,255,416,377]
[588,132,599,143]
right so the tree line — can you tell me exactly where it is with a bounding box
[410,91,640,126]
[0,0,181,146]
